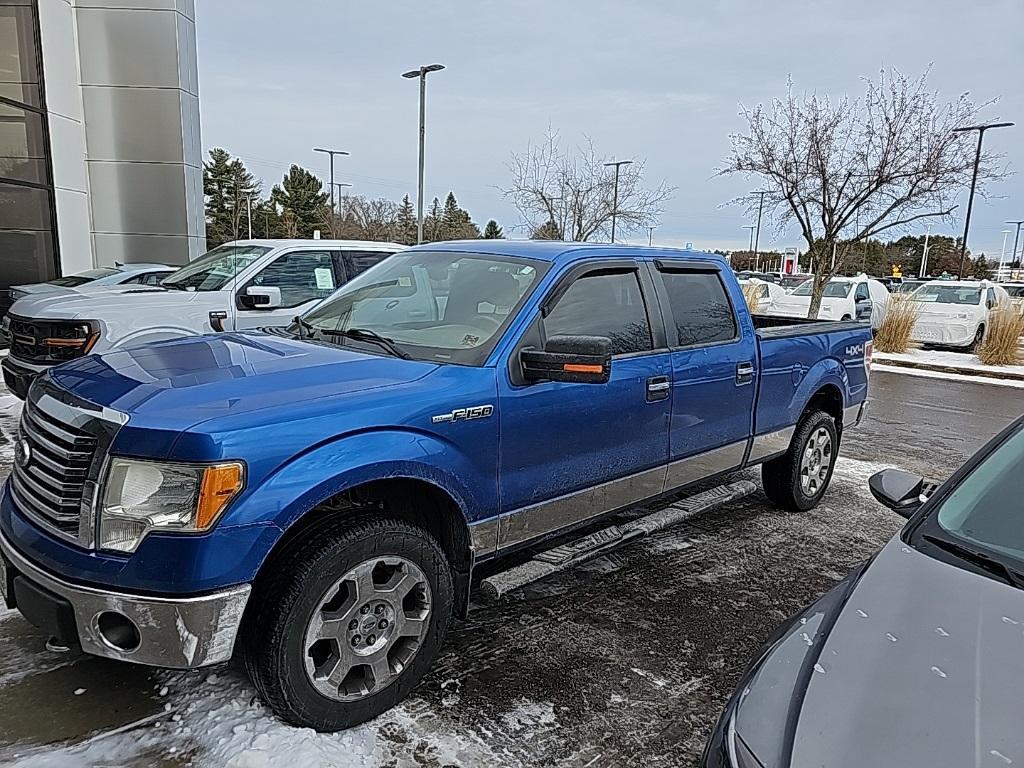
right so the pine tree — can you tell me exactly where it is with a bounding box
[483,220,504,239]
[531,219,563,240]
[203,148,261,247]
[424,197,443,242]
[395,194,418,244]
[270,165,329,238]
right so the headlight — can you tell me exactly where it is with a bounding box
[1,315,10,332]
[99,458,244,553]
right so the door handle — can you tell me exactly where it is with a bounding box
[646,375,670,402]
[736,362,755,386]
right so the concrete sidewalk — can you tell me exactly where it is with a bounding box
[874,349,1024,383]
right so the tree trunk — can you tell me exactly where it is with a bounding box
[806,241,835,320]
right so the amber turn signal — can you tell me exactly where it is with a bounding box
[196,462,245,530]
[563,363,604,374]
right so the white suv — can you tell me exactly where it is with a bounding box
[2,239,403,398]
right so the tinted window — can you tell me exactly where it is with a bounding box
[248,250,337,309]
[346,251,390,278]
[544,271,652,356]
[660,271,737,347]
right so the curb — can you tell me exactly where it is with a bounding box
[874,356,1024,382]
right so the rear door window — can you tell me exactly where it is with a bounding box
[659,270,738,347]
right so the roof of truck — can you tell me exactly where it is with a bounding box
[223,239,404,250]
[411,239,719,264]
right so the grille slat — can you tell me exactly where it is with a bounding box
[12,395,104,541]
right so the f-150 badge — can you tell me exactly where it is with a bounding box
[431,404,494,424]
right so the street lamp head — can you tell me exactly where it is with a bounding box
[604,160,633,168]
[953,122,1015,133]
[313,148,349,156]
[403,64,445,79]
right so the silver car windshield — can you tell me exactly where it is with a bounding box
[300,251,545,365]
[791,280,853,298]
[911,285,982,305]
[935,427,1024,564]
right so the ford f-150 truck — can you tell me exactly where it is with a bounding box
[0,241,871,732]
[1,239,402,399]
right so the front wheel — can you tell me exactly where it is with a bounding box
[762,411,839,511]
[969,324,985,352]
[241,516,454,731]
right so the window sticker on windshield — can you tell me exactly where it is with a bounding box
[461,334,480,346]
[314,268,335,290]
[398,276,412,287]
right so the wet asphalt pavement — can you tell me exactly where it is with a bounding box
[0,371,1020,767]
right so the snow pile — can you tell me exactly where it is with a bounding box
[10,666,501,767]
[874,348,1024,376]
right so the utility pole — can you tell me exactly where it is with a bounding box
[402,64,445,244]
[1006,219,1024,276]
[920,223,932,279]
[751,190,768,271]
[646,226,655,246]
[246,193,252,240]
[313,147,350,238]
[952,122,1014,278]
[604,159,633,243]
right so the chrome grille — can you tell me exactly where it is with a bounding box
[11,399,98,537]
[8,379,123,546]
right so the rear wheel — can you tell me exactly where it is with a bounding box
[242,516,454,731]
[762,411,839,511]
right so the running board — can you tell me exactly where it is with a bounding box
[478,480,757,601]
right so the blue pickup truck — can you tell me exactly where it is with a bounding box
[0,241,871,731]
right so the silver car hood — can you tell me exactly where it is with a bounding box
[791,537,1024,767]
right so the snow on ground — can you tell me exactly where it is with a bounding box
[872,363,1024,389]
[874,348,1024,376]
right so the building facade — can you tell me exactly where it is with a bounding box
[1,0,203,311]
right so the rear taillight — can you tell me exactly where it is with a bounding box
[864,340,873,375]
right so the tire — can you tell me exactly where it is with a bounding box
[241,515,454,731]
[840,315,852,321]
[969,324,985,352]
[762,411,839,512]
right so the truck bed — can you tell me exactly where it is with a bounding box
[752,313,867,339]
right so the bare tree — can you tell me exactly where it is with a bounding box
[503,128,674,242]
[335,196,399,241]
[720,70,1007,317]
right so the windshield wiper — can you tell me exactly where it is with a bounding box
[319,327,410,359]
[292,316,319,341]
[923,533,1024,590]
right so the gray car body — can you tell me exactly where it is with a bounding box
[775,537,1022,766]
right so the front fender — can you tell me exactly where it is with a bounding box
[222,429,491,534]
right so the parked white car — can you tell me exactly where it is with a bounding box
[7,263,175,304]
[909,280,1010,350]
[1,239,403,398]
[739,278,789,314]
[764,275,890,329]
[1003,283,1024,315]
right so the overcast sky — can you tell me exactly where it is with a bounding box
[195,0,1024,257]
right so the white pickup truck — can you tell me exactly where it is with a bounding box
[2,239,403,398]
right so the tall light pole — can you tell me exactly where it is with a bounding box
[920,223,932,279]
[997,228,1012,279]
[751,190,769,271]
[743,225,756,262]
[313,147,350,237]
[646,226,656,246]
[603,159,633,243]
[402,63,445,244]
[952,122,1013,278]
[1007,219,1024,274]
[246,193,253,240]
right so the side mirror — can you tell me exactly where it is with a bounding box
[520,335,611,384]
[868,469,925,518]
[246,286,282,309]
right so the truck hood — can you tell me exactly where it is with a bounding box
[10,285,193,319]
[789,537,1024,767]
[48,332,439,431]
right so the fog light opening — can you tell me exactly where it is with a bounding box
[95,611,141,652]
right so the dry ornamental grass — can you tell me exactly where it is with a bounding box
[873,295,922,353]
[977,306,1024,366]
[741,281,762,316]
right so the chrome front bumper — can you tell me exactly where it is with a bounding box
[0,530,250,668]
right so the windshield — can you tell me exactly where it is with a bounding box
[791,280,853,298]
[897,281,926,294]
[911,285,982,305]
[49,267,121,287]
[298,251,546,365]
[162,245,271,291]
[1004,285,1024,298]
[928,426,1024,567]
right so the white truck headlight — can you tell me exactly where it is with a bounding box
[99,458,244,553]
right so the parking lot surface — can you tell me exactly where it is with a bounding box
[0,371,1019,767]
